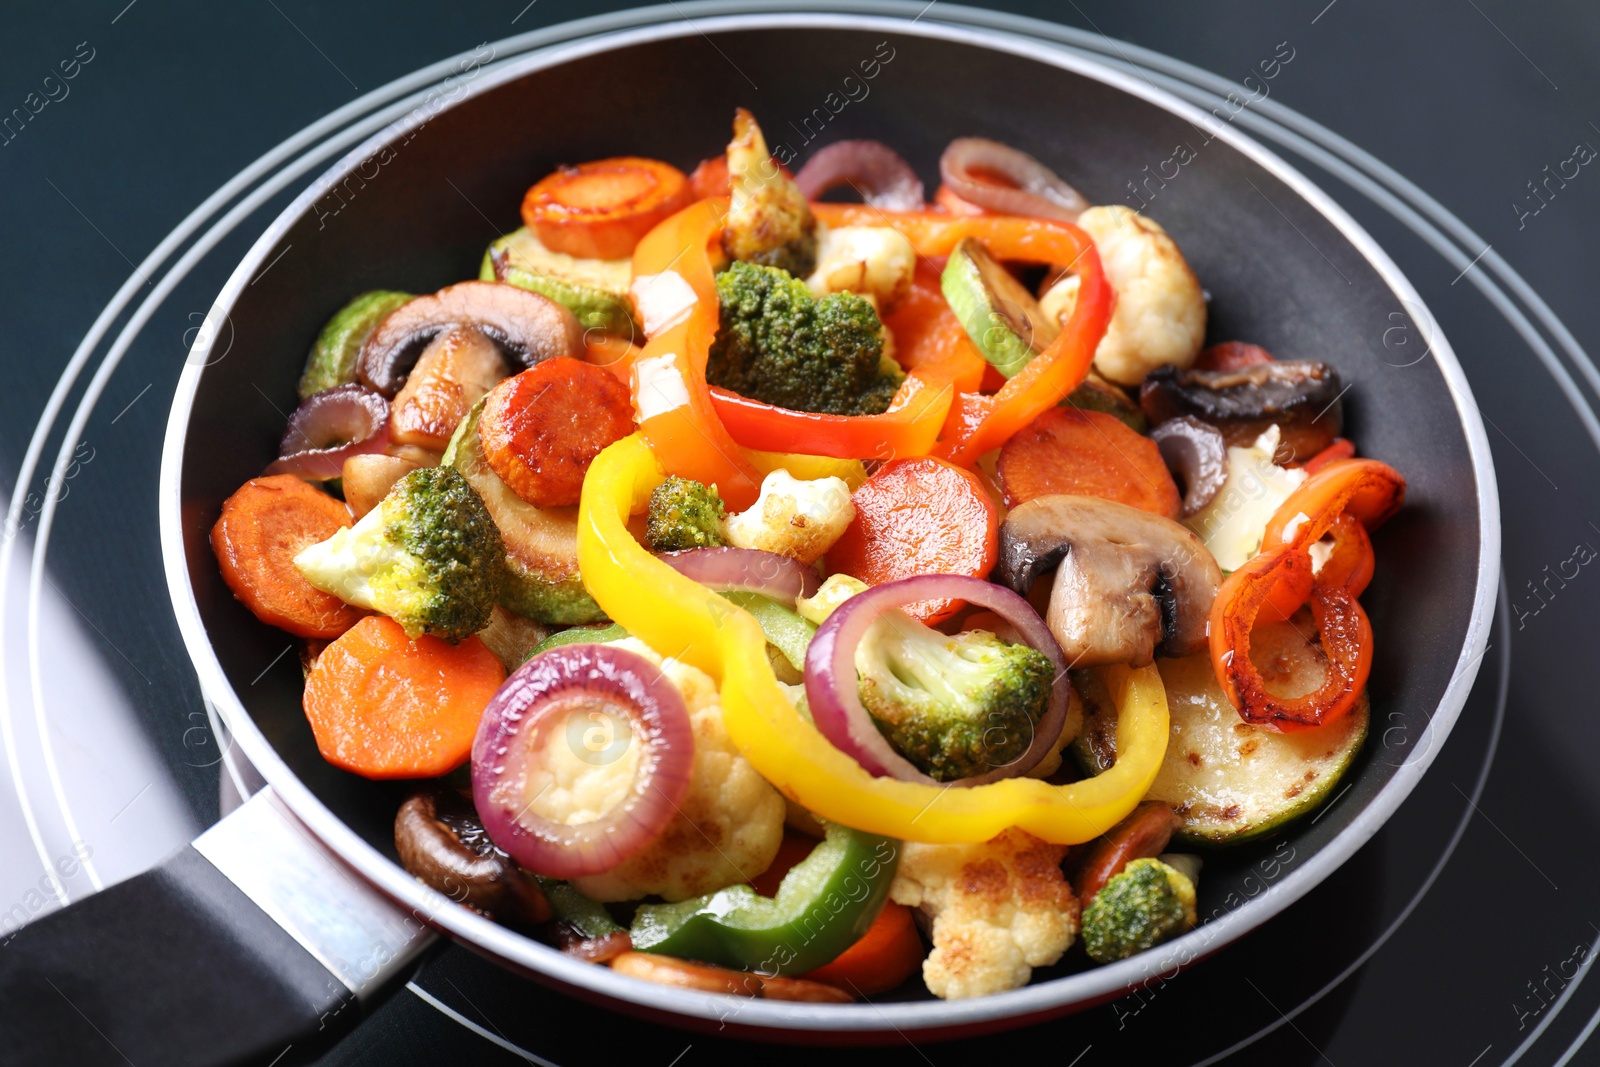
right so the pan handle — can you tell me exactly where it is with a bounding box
[0,787,436,1066]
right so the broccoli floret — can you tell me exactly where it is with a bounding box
[855,611,1054,782]
[724,108,817,277]
[1080,857,1198,964]
[709,261,903,416]
[294,466,503,642]
[646,476,728,552]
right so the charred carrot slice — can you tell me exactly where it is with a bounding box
[211,474,366,639]
[826,457,998,624]
[479,356,635,508]
[802,902,923,996]
[521,156,691,260]
[301,615,505,779]
[996,407,1181,517]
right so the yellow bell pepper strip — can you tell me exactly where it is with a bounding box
[811,204,1114,467]
[577,434,1170,845]
[629,198,763,510]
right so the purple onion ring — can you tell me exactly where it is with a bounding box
[804,574,1069,787]
[939,137,1089,222]
[658,547,820,603]
[795,139,926,212]
[264,383,390,480]
[472,644,695,879]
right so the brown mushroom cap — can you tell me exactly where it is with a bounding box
[358,281,584,396]
[393,787,549,924]
[1140,360,1344,458]
[995,494,1222,668]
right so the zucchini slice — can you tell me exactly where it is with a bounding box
[1072,620,1368,844]
[940,236,1060,378]
[480,227,637,337]
[443,398,606,625]
[298,290,412,400]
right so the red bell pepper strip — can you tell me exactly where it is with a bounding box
[1212,458,1399,731]
[628,198,763,510]
[704,263,980,460]
[1261,458,1406,555]
[1303,437,1356,473]
[1209,546,1374,733]
[810,204,1114,466]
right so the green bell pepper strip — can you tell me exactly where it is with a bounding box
[535,877,627,940]
[630,822,899,976]
[719,591,816,675]
[527,622,629,661]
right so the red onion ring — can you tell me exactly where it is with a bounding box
[804,574,1069,786]
[939,137,1089,221]
[658,547,820,602]
[471,643,694,879]
[794,139,925,212]
[264,383,390,480]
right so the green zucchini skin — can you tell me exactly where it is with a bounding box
[298,290,413,400]
[1071,621,1369,845]
[481,228,637,337]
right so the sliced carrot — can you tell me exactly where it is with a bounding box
[881,263,987,393]
[302,615,505,779]
[996,407,1181,517]
[479,356,635,508]
[802,902,923,996]
[1194,341,1274,372]
[826,457,998,624]
[1304,437,1356,473]
[211,474,365,639]
[521,157,691,260]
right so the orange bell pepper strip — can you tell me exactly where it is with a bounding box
[811,204,1114,466]
[628,197,763,510]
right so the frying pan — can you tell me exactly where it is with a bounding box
[0,11,1499,1065]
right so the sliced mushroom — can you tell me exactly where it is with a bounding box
[1140,360,1343,459]
[995,494,1222,667]
[388,325,508,451]
[1149,416,1228,517]
[358,281,583,396]
[394,786,550,924]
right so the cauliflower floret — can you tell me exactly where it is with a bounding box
[796,572,868,625]
[890,828,1078,999]
[723,468,855,565]
[569,638,785,903]
[806,224,917,310]
[1039,205,1205,386]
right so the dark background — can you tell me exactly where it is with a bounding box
[3,2,1599,1065]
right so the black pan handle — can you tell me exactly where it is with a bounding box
[0,787,436,1066]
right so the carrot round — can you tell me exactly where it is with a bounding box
[803,902,924,996]
[996,407,1181,517]
[302,615,505,779]
[211,474,365,639]
[480,356,635,508]
[881,264,988,393]
[826,457,998,624]
[521,156,691,260]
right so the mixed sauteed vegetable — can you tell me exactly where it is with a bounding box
[211,110,1405,1002]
